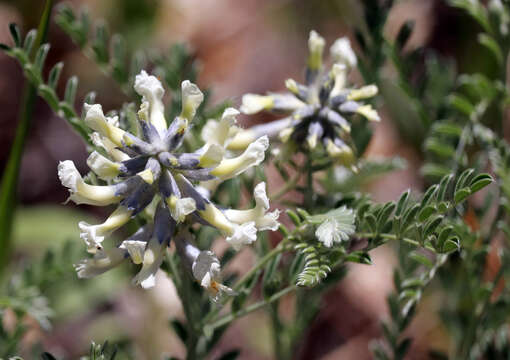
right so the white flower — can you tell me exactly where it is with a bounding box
[198,143,225,168]
[84,104,125,146]
[192,251,234,301]
[356,104,380,122]
[58,160,120,206]
[197,199,259,250]
[79,206,133,253]
[75,247,127,278]
[330,63,348,98]
[240,94,274,114]
[119,240,147,264]
[226,222,257,250]
[166,195,196,222]
[348,85,379,101]
[330,37,357,68]
[308,30,325,70]
[181,80,204,121]
[90,132,129,162]
[285,78,299,94]
[201,107,240,147]
[228,117,293,151]
[132,237,166,289]
[134,70,167,133]
[224,182,280,231]
[210,136,269,180]
[86,151,120,180]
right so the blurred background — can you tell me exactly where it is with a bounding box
[0,0,494,358]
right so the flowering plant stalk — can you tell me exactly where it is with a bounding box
[3,1,510,360]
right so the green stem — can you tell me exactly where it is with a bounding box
[201,239,289,326]
[0,0,54,276]
[205,285,296,332]
[270,301,285,360]
[304,158,314,209]
[356,232,436,252]
[234,240,289,292]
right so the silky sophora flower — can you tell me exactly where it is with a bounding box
[59,70,279,292]
[231,30,380,170]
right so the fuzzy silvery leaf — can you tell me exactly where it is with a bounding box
[310,206,355,247]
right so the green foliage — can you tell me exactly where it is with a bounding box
[373,253,448,360]
[4,1,510,359]
[0,23,92,142]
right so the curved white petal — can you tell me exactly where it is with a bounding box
[84,104,125,146]
[240,94,274,114]
[87,151,120,180]
[79,206,133,253]
[224,182,280,231]
[58,161,121,206]
[210,136,269,180]
[132,238,167,289]
[75,247,127,278]
[330,37,357,68]
[181,80,204,121]
[134,70,167,133]
[120,240,147,264]
[226,222,257,250]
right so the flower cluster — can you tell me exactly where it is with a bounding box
[58,71,279,298]
[229,30,380,169]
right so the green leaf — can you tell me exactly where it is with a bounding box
[421,163,451,178]
[41,353,58,360]
[396,20,414,50]
[396,338,412,359]
[425,138,455,158]
[418,205,436,222]
[424,215,443,237]
[469,173,493,193]
[478,33,503,65]
[217,350,241,360]
[455,168,475,194]
[409,251,433,268]
[421,184,439,209]
[92,22,109,63]
[377,202,396,230]
[34,43,50,71]
[345,251,372,265]
[432,122,463,137]
[23,29,37,54]
[448,94,475,115]
[401,204,420,232]
[401,277,425,288]
[437,226,453,248]
[395,189,410,217]
[286,210,301,226]
[454,187,471,204]
[9,23,21,47]
[262,253,282,294]
[365,213,378,233]
[48,62,63,89]
[38,84,59,110]
[64,76,78,104]
[437,174,453,202]
[170,319,188,344]
[441,237,460,253]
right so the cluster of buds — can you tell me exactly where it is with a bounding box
[58,71,279,299]
[229,30,380,170]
